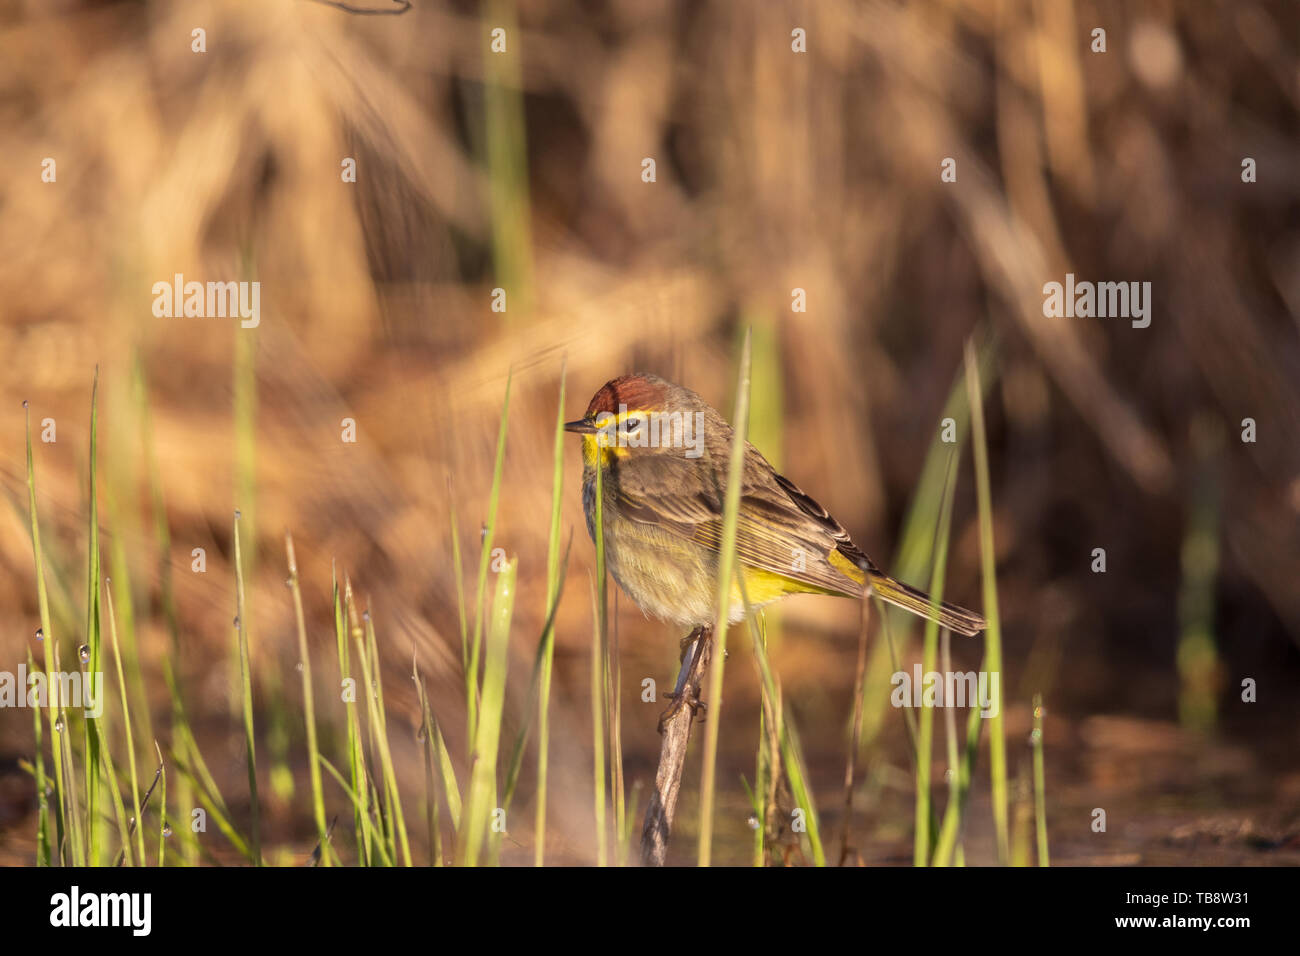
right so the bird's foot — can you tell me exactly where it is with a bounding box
[657,691,706,734]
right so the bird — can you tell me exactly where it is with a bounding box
[564,373,987,643]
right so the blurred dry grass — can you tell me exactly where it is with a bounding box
[1,0,1298,863]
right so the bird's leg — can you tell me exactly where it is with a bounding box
[659,626,710,733]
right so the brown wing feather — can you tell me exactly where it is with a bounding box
[769,471,880,575]
[610,447,867,596]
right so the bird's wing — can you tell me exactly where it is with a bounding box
[611,448,868,596]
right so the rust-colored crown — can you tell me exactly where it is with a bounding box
[583,373,672,418]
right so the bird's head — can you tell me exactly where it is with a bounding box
[565,373,709,467]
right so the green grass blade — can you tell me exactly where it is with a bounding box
[859,341,997,751]
[963,338,1007,864]
[166,749,252,860]
[939,629,962,864]
[621,780,643,861]
[319,756,393,867]
[28,648,52,866]
[468,373,512,749]
[354,610,413,866]
[434,720,462,832]
[139,363,198,866]
[233,283,257,720]
[104,580,144,865]
[914,452,959,866]
[502,538,571,817]
[753,624,776,867]
[26,398,84,864]
[591,471,608,867]
[412,654,444,866]
[778,711,825,866]
[118,353,156,748]
[535,365,567,865]
[609,603,626,866]
[233,511,262,865]
[286,532,330,864]
[58,709,84,866]
[168,719,245,855]
[103,482,148,792]
[698,326,753,867]
[482,0,535,319]
[448,477,470,694]
[334,570,370,865]
[460,557,516,866]
[594,435,626,865]
[156,744,167,866]
[24,399,67,864]
[103,360,152,795]
[98,741,133,866]
[83,368,104,866]
[931,695,984,866]
[370,610,412,864]
[362,616,397,863]
[1177,437,1221,731]
[838,590,874,867]
[740,587,826,867]
[1032,694,1049,866]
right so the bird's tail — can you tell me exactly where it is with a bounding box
[865,569,986,637]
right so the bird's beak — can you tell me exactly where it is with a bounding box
[564,418,599,434]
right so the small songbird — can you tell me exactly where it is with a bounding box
[565,373,986,639]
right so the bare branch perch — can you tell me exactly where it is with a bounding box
[640,627,712,866]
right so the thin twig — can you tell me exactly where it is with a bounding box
[113,747,165,868]
[640,628,712,866]
[307,816,339,867]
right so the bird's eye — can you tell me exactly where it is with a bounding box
[624,417,641,431]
